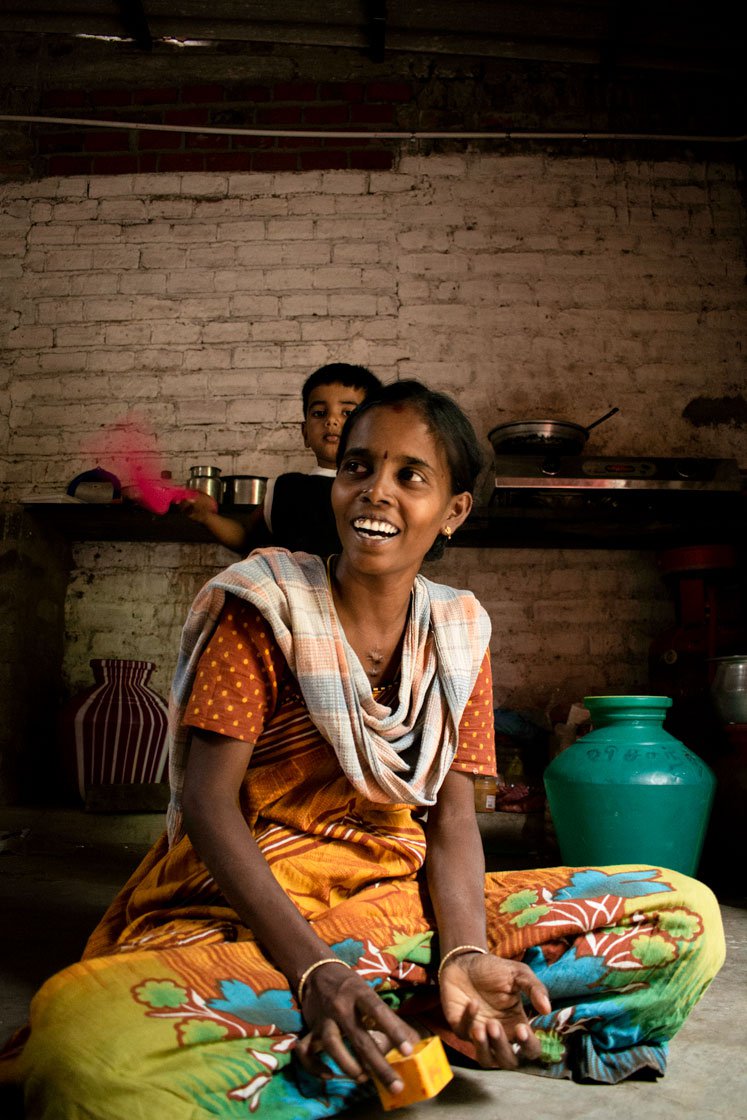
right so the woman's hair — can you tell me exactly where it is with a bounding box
[336,379,485,561]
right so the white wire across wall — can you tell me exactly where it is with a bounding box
[1,113,744,145]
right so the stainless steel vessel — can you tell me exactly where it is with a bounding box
[185,465,223,504]
[710,656,747,724]
[221,475,268,507]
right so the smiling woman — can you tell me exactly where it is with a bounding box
[327,381,480,685]
[4,382,725,1120]
[335,379,485,562]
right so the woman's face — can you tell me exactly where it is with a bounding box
[332,403,472,580]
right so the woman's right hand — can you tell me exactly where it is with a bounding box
[294,962,420,1095]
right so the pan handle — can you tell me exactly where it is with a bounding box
[585,407,619,433]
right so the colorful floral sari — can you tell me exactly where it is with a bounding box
[16,862,723,1118]
[7,584,725,1117]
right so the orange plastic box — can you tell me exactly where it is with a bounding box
[373,1035,453,1111]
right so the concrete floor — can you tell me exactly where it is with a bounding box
[1,809,745,1119]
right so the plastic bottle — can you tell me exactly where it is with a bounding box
[474,775,498,813]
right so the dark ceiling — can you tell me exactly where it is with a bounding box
[0,1,744,151]
[0,0,742,75]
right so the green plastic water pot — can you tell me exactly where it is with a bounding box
[543,695,715,876]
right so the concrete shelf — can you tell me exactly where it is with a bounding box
[22,497,746,550]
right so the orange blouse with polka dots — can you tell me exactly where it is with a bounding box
[183,595,497,777]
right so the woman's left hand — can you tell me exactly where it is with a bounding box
[439,952,551,1068]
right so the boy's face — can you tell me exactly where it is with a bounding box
[302,382,367,470]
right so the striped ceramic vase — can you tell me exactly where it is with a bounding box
[62,659,168,800]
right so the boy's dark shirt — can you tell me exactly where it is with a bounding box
[270,473,341,556]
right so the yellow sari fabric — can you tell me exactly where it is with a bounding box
[6,609,725,1117]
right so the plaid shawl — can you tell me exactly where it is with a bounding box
[166,548,491,845]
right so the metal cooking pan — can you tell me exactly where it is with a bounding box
[488,408,619,456]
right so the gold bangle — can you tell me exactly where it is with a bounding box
[437,944,488,984]
[297,958,351,1005]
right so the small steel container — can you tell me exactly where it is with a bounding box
[185,465,223,504]
[710,655,747,724]
[221,474,268,507]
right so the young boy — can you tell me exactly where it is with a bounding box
[184,363,381,556]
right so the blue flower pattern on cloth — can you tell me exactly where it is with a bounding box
[209,982,303,1033]
[207,938,367,1031]
[554,868,674,901]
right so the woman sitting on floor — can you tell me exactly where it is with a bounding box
[8,380,725,1118]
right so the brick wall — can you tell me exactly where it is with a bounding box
[63,541,672,718]
[33,82,411,178]
[1,152,745,734]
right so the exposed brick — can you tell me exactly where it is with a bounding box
[202,321,251,344]
[204,153,252,172]
[37,132,86,154]
[131,88,180,105]
[35,297,84,324]
[273,82,318,101]
[91,89,133,108]
[257,267,309,291]
[5,326,54,348]
[232,134,270,150]
[138,130,183,151]
[0,162,27,181]
[54,324,106,347]
[157,153,206,172]
[87,175,136,197]
[251,320,301,342]
[348,149,395,171]
[251,152,298,172]
[40,89,88,110]
[163,108,212,127]
[298,150,351,171]
[177,174,228,197]
[119,272,167,294]
[46,155,89,177]
[226,84,273,103]
[181,83,226,103]
[256,106,303,127]
[327,293,378,315]
[185,133,231,151]
[319,82,365,103]
[265,218,314,240]
[78,300,136,333]
[28,224,75,244]
[303,105,351,126]
[349,103,396,125]
[70,272,118,296]
[210,109,255,129]
[83,131,133,153]
[97,198,147,220]
[365,81,413,102]
[311,266,361,289]
[91,247,140,270]
[135,174,184,195]
[91,155,141,175]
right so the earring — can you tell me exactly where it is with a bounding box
[442,526,453,539]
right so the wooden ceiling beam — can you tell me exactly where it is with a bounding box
[116,0,153,52]
[365,0,387,63]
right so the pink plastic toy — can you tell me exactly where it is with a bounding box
[82,414,218,516]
